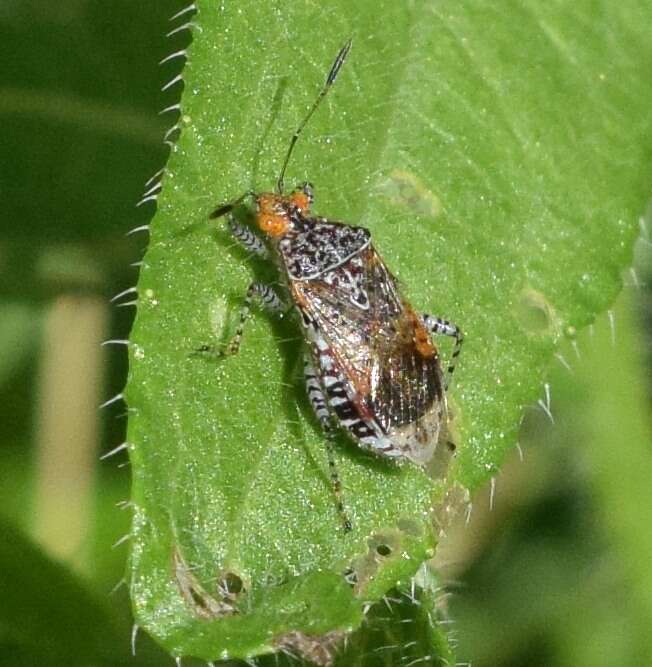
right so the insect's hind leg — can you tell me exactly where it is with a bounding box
[194,282,286,358]
[304,354,352,533]
[422,314,464,391]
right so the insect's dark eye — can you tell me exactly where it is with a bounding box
[219,572,243,595]
[297,182,314,203]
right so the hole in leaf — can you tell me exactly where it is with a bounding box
[218,571,244,599]
[376,544,392,557]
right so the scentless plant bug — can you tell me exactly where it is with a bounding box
[199,39,464,531]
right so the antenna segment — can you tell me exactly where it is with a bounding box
[276,38,352,194]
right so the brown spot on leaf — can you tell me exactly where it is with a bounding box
[380,169,442,218]
[274,630,347,667]
[172,547,239,619]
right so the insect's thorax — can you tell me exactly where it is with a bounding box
[255,192,371,281]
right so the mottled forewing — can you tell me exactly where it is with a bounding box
[292,244,444,461]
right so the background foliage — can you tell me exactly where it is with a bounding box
[1,1,650,666]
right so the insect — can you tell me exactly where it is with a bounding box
[200,40,464,531]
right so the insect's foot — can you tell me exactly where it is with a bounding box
[189,344,228,360]
[224,342,241,356]
[337,501,353,533]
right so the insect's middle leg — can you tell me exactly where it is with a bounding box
[195,282,286,358]
[304,354,352,533]
[422,314,464,391]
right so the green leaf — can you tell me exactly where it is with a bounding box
[0,2,171,244]
[0,518,129,666]
[238,567,455,666]
[571,291,652,658]
[0,0,180,304]
[0,302,42,387]
[449,287,652,666]
[334,574,456,667]
[126,0,651,662]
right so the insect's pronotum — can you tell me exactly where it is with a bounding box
[199,40,464,531]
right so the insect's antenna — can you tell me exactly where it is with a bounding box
[276,38,352,195]
[209,191,256,219]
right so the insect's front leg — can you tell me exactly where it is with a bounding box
[194,282,287,359]
[304,354,352,533]
[226,214,268,258]
[422,314,464,391]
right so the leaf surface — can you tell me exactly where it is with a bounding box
[126,0,652,660]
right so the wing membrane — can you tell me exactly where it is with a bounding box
[293,245,444,456]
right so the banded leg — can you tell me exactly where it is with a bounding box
[195,282,286,358]
[227,214,268,258]
[296,182,314,204]
[422,314,464,391]
[304,355,352,533]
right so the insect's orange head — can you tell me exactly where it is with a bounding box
[255,193,291,237]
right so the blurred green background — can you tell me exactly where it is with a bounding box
[1,2,650,666]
